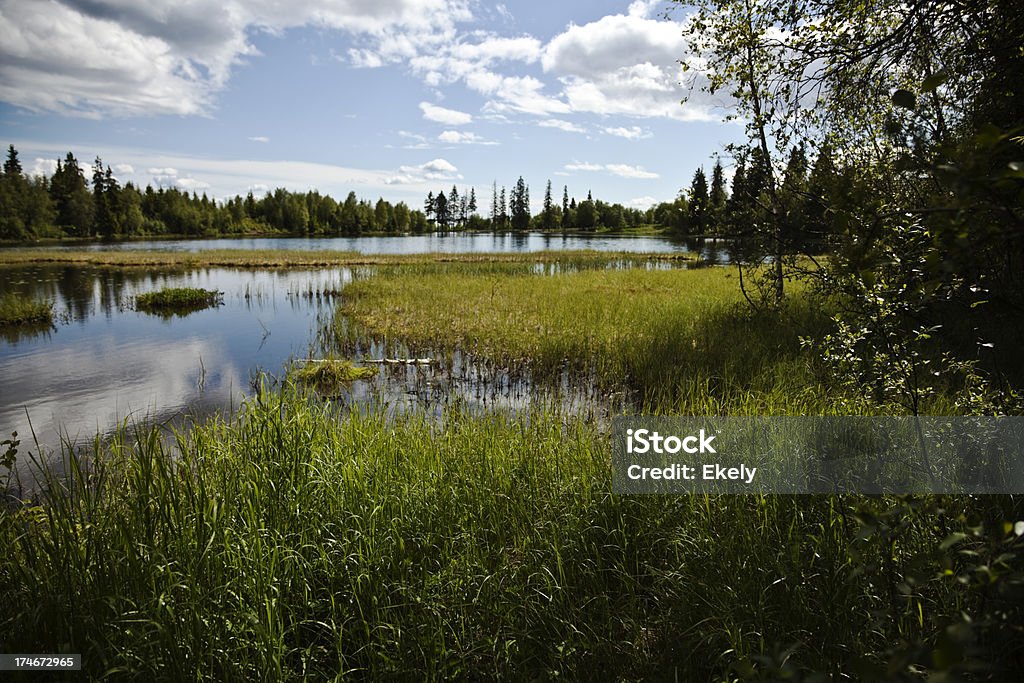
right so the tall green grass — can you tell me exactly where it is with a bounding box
[4,386,1017,680]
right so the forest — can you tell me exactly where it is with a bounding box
[0,141,843,241]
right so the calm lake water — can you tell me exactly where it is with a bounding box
[0,264,352,456]
[50,232,732,260]
[0,259,627,461]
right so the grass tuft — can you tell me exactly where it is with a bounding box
[0,292,54,326]
[135,287,223,316]
[293,357,376,390]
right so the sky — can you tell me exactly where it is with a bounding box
[0,0,743,212]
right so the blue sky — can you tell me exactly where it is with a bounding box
[0,0,742,211]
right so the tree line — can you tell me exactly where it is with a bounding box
[425,176,670,232]
[0,146,432,241]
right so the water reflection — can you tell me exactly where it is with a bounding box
[26,232,733,259]
[0,257,679,465]
[0,265,349,456]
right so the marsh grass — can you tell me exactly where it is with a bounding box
[0,248,698,269]
[339,263,847,413]
[135,287,224,316]
[3,385,1016,680]
[0,292,54,326]
[293,357,376,391]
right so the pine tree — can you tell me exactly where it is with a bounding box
[498,186,508,230]
[490,181,498,227]
[561,185,570,229]
[434,190,449,230]
[449,186,460,227]
[542,180,556,230]
[510,176,530,230]
[709,160,727,218]
[4,145,22,178]
[424,191,434,224]
[688,167,709,234]
[468,188,477,217]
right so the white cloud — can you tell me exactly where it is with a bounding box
[248,136,270,143]
[542,11,718,121]
[30,157,58,177]
[603,125,651,139]
[420,101,473,125]
[386,157,461,184]
[147,167,178,176]
[438,130,497,145]
[606,163,659,179]
[175,177,211,191]
[564,161,659,179]
[347,48,385,68]
[397,130,431,149]
[449,36,542,64]
[628,195,658,208]
[0,0,475,117]
[114,163,135,174]
[537,118,586,133]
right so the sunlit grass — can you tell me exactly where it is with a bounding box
[135,287,223,316]
[0,292,53,326]
[339,263,844,413]
[292,357,376,390]
[1,385,1001,680]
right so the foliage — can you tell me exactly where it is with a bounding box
[0,146,431,240]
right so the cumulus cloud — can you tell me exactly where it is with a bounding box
[564,161,659,179]
[541,10,718,121]
[30,158,58,177]
[0,0,474,117]
[420,101,472,125]
[175,177,211,191]
[385,157,461,184]
[248,136,270,143]
[438,130,497,145]
[537,119,587,133]
[603,125,651,139]
[114,163,135,174]
[628,195,658,208]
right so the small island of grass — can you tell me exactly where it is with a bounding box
[134,287,223,317]
[294,357,377,390]
[0,292,54,326]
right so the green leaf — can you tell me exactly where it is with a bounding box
[892,89,917,110]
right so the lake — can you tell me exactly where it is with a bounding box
[45,232,732,260]
[0,259,626,461]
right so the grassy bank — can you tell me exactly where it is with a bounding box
[0,247,696,269]
[340,263,843,413]
[4,388,1020,680]
[0,292,54,326]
